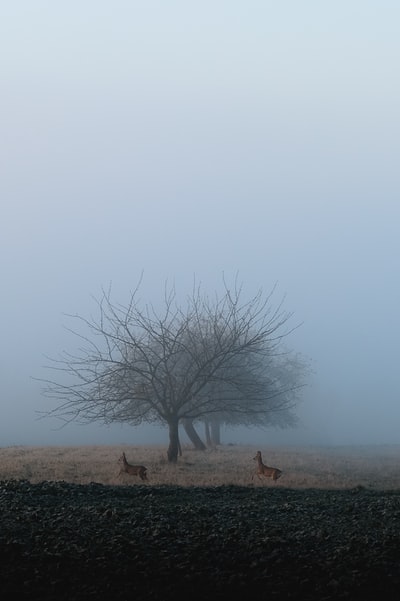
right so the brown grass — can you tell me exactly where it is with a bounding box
[1,444,400,489]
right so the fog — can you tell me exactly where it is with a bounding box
[1,2,399,448]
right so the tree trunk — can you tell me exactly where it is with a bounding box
[182,418,206,450]
[204,420,212,447]
[210,418,221,446]
[167,418,180,463]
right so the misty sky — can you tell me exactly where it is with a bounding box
[1,1,399,447]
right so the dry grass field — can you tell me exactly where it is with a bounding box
[1,443,400,489]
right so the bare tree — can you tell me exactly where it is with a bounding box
[41,278,302,463]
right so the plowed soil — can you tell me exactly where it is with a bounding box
[1,480,400,600]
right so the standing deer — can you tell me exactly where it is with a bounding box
[118,452,148,481]
[252,450,282,482]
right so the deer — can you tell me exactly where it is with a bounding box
[252,450,282,482]
[118,452,148,481]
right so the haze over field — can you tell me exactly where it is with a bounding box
[1,2,399,448]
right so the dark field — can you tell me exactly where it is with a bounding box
[1,479,400,600]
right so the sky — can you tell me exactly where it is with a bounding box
[1,1,399,448]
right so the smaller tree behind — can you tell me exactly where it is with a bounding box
[183,349,309,448]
